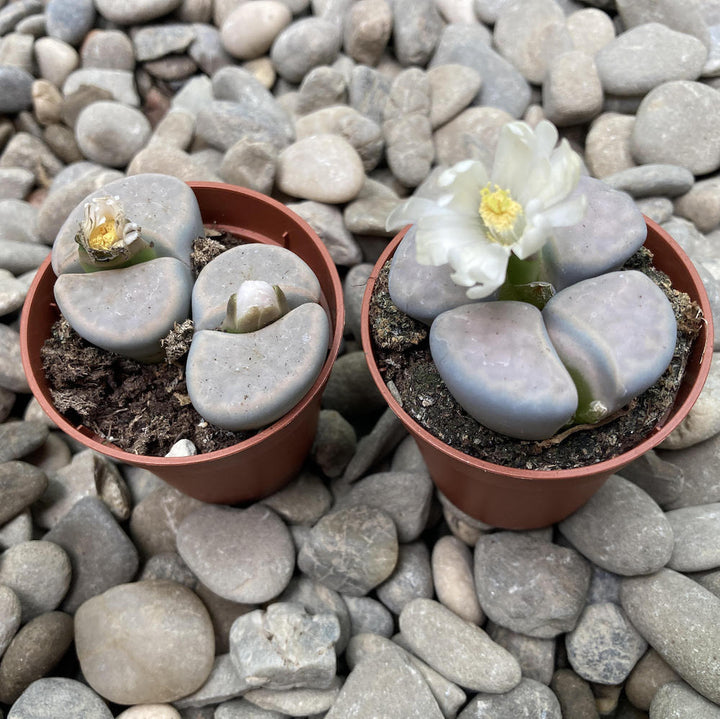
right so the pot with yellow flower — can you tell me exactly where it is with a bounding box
[361,120,713,530]
[21,175,344,504]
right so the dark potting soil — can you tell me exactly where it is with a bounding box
[41,232,257,457]
[369,247,704,471]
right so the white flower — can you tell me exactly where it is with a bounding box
[386,120,587,299]
[76,195,145,265]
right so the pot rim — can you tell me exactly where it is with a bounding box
[20,181,345,468]
[361,216,714,481]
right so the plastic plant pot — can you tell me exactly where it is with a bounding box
[21,182,344,504]
[361,217,714,529]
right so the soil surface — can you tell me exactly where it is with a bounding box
[41,232,256,457]
[369,247,704,471]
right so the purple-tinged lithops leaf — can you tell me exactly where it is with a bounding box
[430,301,578,441]
[388,225,487,325]
[541,176,647,291]
[543,270,676,423]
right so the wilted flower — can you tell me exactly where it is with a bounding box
[75,195,148,268]
[386,120,587,299]
[220,280,289,333]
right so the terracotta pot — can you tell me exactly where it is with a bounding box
[21,182,344,504]
[361,217,714,529]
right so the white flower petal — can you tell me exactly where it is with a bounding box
[416,212,485,266]
[386,197,447,231]
[533,120,559,158]
[448,236,510,289]
[442,162,489,215]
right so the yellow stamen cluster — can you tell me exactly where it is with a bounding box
[88,220,118,251]
[479,184,523,243]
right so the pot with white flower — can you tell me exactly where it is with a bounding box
[21,176,344,504]
[361,120,713,530]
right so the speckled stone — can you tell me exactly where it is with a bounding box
[474,532,591,638]
[376,542,433,615]
[0,611,74,704]
[458,678,562,719]
[558,475,674,576]
[261,472,333,527]
[334,470,433,542]
[44,496,139,614]
[177,504,294,604]
[7,677,113,719]
[346,633,465,718]
[649,680,720,718]
[0,540,71,622]
[0,461,47,525]
[565,602,647,684]
[343,595,394,638]
[229,603,340,690]
[0,585,21,658]
[129,485,204,558]
[486,623,555,686]
[621,569,720,704]
[298,505,398,596]
[325,643,444,719]
[278,575,351,655]
[399,598,522,692]
[665,503,720,572]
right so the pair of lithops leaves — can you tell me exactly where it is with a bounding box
[50,174,329,432]
[388,177,678,441]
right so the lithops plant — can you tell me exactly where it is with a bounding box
[50,173,329,436]
[52,174,199,362]
[386,120,678,441]
[186,246,329,431]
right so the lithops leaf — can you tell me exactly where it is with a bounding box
[54,257,194,362]
[186,303,329,431]
[543,270,677,423]
[388,225,483,325]
[430,301,578,441]
[541,176,647,291]
[192,243,322,331]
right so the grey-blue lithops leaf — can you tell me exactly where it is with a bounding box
[430,301,578,441]
[192,243,322,330]
[388,224,485,325]
[186,303,329,431]
[543,270,676,423]
[541,176,647,291]
[54,257,193,363]
[51,173,203,275]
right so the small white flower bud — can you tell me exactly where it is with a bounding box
[220,280,288,333]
